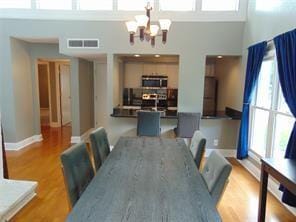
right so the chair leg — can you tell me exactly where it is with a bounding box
[61,166,73,210]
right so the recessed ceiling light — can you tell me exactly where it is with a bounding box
[217,56,223,59]
[134,54,140,57]
[155,55,160,58]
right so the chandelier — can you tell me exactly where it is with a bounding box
[125,2,171,47]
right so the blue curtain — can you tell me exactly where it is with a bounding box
[237,42,267,159]
[274,29,296,207]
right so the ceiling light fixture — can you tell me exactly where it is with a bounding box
[155,54,160,58]
[217,56,223,59]
[134,54,140,57]
[125,2,171,47]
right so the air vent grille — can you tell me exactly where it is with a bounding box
[67,39,99,48]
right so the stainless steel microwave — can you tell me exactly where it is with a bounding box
[142,75,168,88]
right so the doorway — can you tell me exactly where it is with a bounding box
[38,62,51,126]
[37,60,72,136]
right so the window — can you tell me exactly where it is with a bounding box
[117,0,154,11]
[78,0,112,10]
[36,0,72,10]
[159,0,196,11]
[249,49,294,158]
[0,0,31,9]
[202,0,239,11]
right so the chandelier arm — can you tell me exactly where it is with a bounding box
[133,34,162,38]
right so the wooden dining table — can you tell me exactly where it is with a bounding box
[66,137,221,222]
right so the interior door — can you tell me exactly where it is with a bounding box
[60,64,71,126]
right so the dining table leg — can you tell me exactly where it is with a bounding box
[258,164,268,222]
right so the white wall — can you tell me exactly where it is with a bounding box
[124,63,179,89]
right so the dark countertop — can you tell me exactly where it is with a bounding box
[111,107,241,120]
[111,107,178,119]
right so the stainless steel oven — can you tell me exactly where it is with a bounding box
[142,75,168,88]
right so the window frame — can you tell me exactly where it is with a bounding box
[249,46,294,159]
[0,0,248,21]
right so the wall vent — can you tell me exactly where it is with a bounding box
[67,39,99,48]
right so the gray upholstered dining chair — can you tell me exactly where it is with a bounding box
[60,142,95,208]
[174,112,201,138]
[89,127,111,171]
[201,151,232,206]
[189,130,206,170]
[137,111,161,136]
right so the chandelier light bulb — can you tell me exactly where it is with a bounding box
[135,15,149,28]
[126,21,138,33]
[150,25,159,36]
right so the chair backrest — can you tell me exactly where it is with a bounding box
[176,112,201,138]
[189,130,206,169]
[201,151,232,205]
[60,142,94,207]
[137,111,161,136]
[89,127,111,170]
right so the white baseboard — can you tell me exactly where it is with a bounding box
[70,128,94,144]
[238,158,296,216]
[5,135,43,151]
[205,148,236,157]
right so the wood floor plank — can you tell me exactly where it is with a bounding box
[5,126,296,222]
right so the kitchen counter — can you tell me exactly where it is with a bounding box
[111,107,241,120]
[111,107,178,119]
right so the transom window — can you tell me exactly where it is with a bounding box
[77,0,113,11]
[0,0,31,9]
[201,0,239,11]
[159,0,196,11]
[36,0,72,10]
[249,48,294,159]
[117,0,154,11]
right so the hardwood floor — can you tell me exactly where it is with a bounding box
[6,126,296,222]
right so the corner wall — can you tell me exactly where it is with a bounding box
[78,59,94,135]
[10,38,34,142]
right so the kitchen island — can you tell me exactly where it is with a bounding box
[111,106,241,120]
